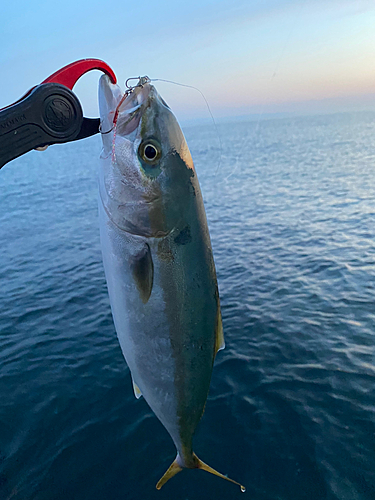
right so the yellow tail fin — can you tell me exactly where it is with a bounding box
[156,459,182,490]
[156,453,245,492]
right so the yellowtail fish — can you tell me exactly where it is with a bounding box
[98,75,245,492]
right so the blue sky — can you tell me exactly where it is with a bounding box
[1,0,375,120]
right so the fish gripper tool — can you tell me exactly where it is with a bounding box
[0,59,117,169]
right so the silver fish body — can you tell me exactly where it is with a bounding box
[98,75,243,491]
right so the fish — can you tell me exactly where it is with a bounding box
[98,74,245,492]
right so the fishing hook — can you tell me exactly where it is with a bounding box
[125,76,151,92]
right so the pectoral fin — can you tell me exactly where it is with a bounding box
[130,243,154,304]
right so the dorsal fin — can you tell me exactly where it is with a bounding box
[130,243,154,304]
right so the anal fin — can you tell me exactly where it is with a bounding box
[132,378,142,399]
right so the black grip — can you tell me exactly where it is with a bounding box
[0,83,83,169]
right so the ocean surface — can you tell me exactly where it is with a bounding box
[1,111,375,500]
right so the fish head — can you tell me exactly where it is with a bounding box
[99,75,196,238]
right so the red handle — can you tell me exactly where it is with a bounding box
[42,58,117,88]
[0,59,117,111]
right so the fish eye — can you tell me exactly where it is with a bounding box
[145,144,157,160]
[139,140,161,164]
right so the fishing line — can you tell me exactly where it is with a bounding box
[151,78,223,175]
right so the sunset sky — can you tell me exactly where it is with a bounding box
[1,0,375,121]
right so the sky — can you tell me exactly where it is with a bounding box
[1,0,375,121]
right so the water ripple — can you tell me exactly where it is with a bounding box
[1,115,375,498]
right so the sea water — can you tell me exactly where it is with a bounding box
[0,112,374,499]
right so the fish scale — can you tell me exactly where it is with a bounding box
[98,74,244,492]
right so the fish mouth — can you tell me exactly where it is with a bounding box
[99,76,169,143]
[98,76,153,146]
[115,84,171,140]
[114,84,153,138]
[99,77,175,237]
